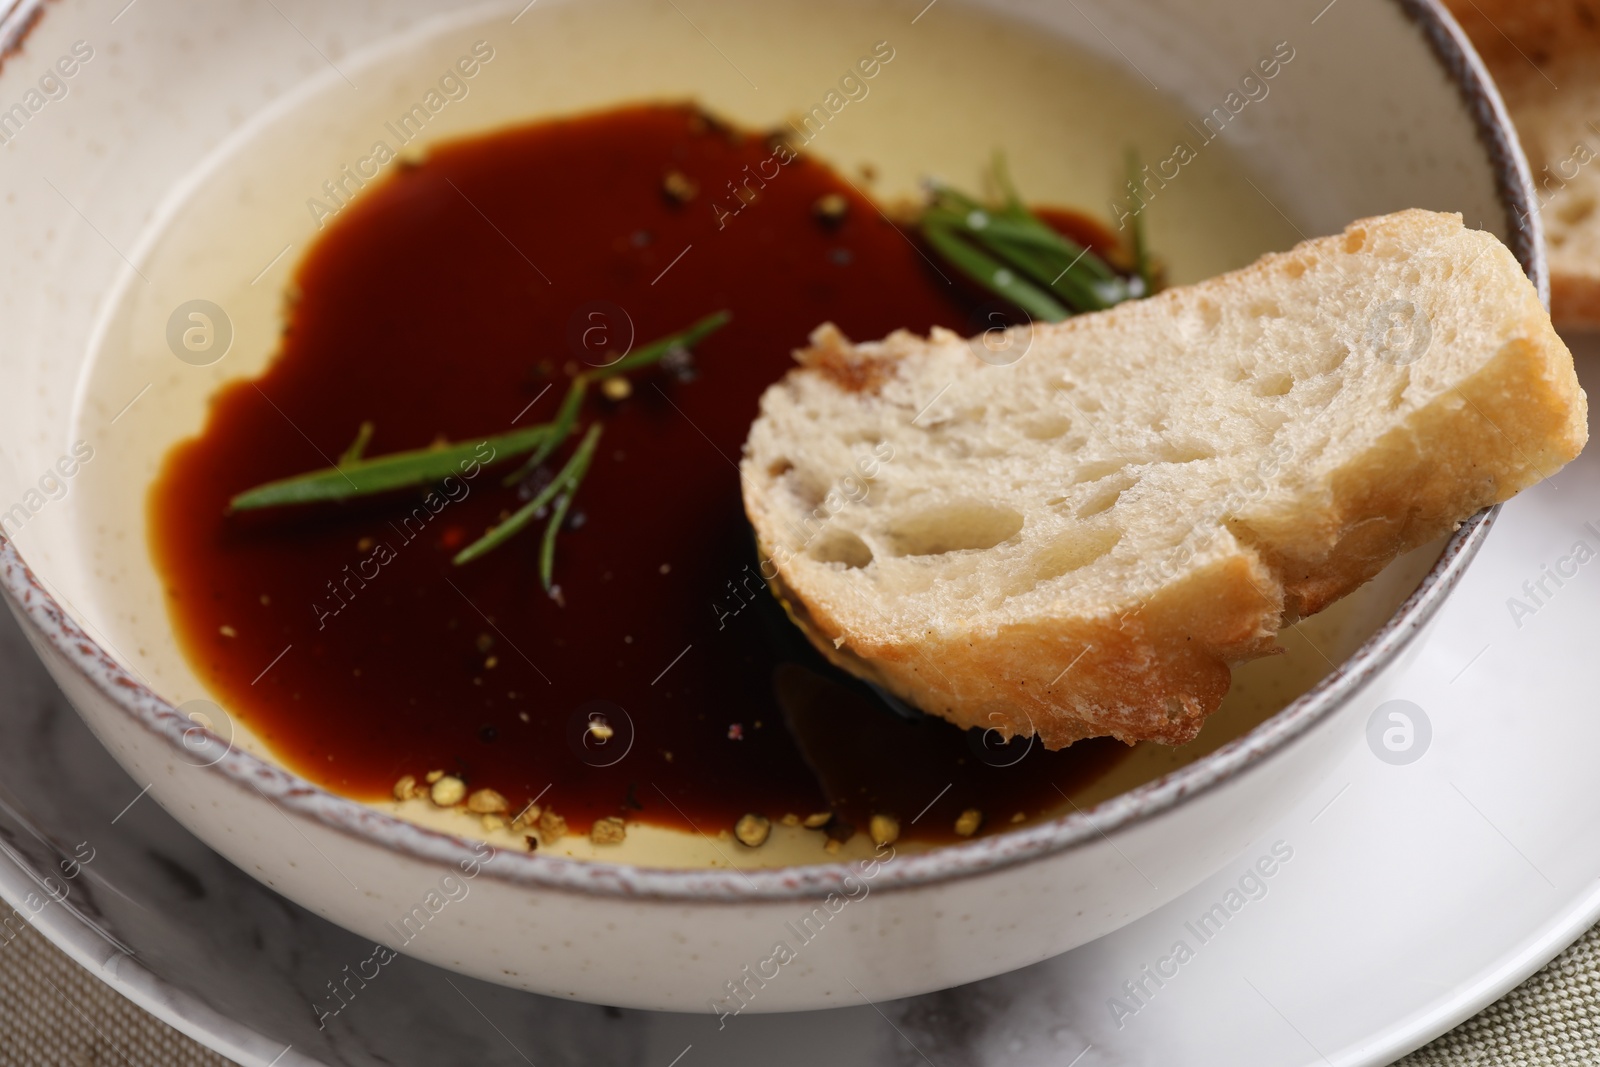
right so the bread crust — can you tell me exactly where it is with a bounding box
[742,211,1587,749]
[1234,297,1588,617]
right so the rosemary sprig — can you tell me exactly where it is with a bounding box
[454,423,603,570]
[230,422,554,510]
[229,310,729,586]
[501,309,731,487]
[920,155,1151,322]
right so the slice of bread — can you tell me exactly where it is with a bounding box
[1445,0,1600,326]
[741,210,1586,748]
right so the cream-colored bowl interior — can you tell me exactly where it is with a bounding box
[18,0,1453,867]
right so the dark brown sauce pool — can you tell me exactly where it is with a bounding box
[150,104,1136,848]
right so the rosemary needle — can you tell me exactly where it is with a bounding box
[590,309,731,380]
[339,420,375,466]
[501,309,730,487]
[504,377,587,487]
[1126,149,1157,298]
[538,423,602,592]
[923,220,1072,322]
[230,422,553,510]
[455,423,603,567]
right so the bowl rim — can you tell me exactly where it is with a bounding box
[0,0,1541,903]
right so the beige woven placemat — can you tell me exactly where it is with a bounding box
[3,913,1598,1065]
[0,921,225,1067]
[1397,921,1600,1067]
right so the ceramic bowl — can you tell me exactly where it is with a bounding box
[0,0,1533,1011]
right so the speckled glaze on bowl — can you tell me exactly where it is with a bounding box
[0,0,1536,1010]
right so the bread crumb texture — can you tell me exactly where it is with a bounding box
[742,210,1587,747]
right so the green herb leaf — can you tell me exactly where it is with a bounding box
[1126,148,1156,298]
[456,423,603,568]
[923,178,985,215]
[990,151,1026,216]
[504,377,587,487]
[923,207,1115,280]
[501,310,729,487]
[930,211,1124,309]
[982,232,1131,311]
[589,309,731,381]
[923,220,1072,322]
[230,423,552,510]
[930,205,1123,308]
[340,421,375,466]
[920,157,1151,320]
[538,424,602,592]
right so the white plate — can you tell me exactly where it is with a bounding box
[3,338,1594,1067]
